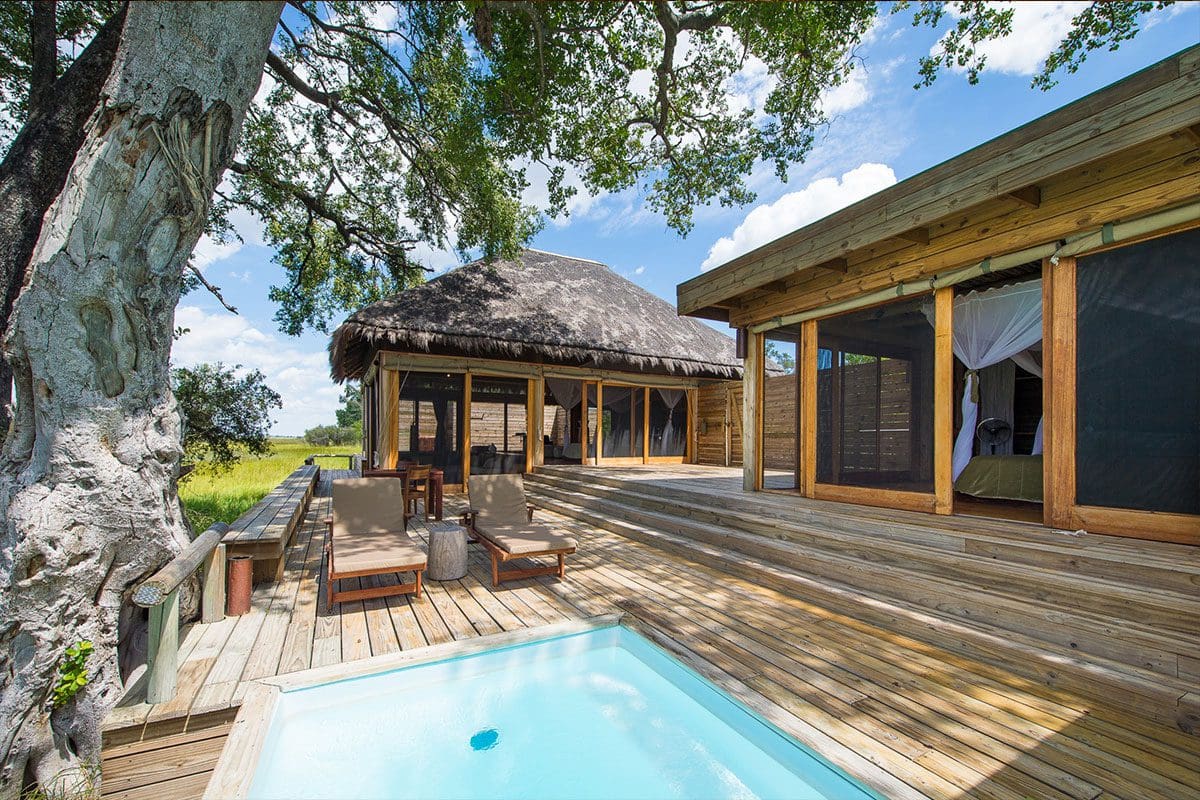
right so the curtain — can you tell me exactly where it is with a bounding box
[376,368,400,468]
[546,378,582,445]
[657,389,685,456]
[946,279,1043,479]
[1010,348,1044,455]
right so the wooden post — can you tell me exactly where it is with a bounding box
[686,388,698,463]
[201,542,226,624]
[527,377,544,471]
[595,382,604,463]
[146,587,180,703]
[581,381,589,465]
[643,387,651,463]
[1044,256,1077,529]
[933,287,954,514]
[385,368,400,470]
[800,320,818,497]
[742,329,760,491]
[462,373,472,486]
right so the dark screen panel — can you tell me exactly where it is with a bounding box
[816,296,935,492]
[1075,229,1200,515]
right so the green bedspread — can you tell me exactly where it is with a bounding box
[954,455,1044,503]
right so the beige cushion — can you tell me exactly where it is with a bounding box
[475,522,577,555]
[469,474,529,526]
[333,528,426,574]
[330,478,426,574]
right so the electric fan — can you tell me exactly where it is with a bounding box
[976,417,1012,455]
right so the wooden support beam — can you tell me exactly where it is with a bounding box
[146,588,180,704]
[462,372,472,485]
[896,227,931,246]
[815,257,849,273]
[201,543,225,624]
[1007,185,1042,209]
[933,287,954,515]
[1043,256,1076,529]
[763,279,790,293]
[742,330,761,492]
[1184,123,1200,144]
[799,320,817,498]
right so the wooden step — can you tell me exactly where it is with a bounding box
[529,472,1200,637]
[529,489,1199,734]
[535,467,1200,593]
[529,480,1199,678]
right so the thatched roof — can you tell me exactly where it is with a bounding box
[330,249,742,382]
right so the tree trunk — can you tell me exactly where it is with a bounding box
[0,4,281,797]
[0,3,128,437]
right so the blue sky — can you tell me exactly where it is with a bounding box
[174,2,1200,436]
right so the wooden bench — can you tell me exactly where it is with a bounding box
[223,465,320,583]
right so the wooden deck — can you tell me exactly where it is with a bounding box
[103,467,1199,800]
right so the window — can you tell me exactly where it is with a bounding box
[816,296,935,493]
[469,376,528,475]
[395,372,464,483]
[1075,229,1200,515]
[601,385,644,459]
[761,326,800,489]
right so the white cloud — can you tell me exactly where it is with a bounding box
[936,2,1091,78]
[520,159,604,226]
[633,266,646,276]
[819,65,871,116]
[172,306,341,436]
[701,163,896,271]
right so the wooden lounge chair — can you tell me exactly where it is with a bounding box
[325,478,426,610]
[465,474,577,588]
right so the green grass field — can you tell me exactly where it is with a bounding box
[180,438,358,533]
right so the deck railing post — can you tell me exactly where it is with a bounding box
[146,587,180,703]
[202,542,226,624]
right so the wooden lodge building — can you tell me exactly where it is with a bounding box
[330,249,744,490]
[678,46,1200,546]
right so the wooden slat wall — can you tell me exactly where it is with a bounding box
[726,131,1200,328]
[696,381,746,468]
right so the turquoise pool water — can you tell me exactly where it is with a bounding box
[249,625,876,800]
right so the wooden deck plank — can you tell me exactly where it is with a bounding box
[105,466,1199,800]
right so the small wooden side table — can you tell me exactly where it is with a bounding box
[426,521,468,581]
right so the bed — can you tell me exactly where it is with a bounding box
[954,455,1044,503]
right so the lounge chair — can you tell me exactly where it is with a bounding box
[465,474,577,588]
[326,478,427,609]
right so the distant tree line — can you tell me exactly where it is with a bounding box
[304,385,361,447]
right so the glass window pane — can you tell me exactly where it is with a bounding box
[761,326,799,490]
[601,385,642,459]
[470,376,528,475]
[649,389,688,456]
[1076,229,1200,515]
[396,371,464,484]
[816,296,935,492]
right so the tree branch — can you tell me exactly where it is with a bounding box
[27,1,58,117]
[184,264,238,313]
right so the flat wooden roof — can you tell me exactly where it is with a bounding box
[678,46,1200,320]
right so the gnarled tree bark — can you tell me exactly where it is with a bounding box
[0,4,282,797]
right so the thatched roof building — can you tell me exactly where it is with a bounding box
[330,249,740,382]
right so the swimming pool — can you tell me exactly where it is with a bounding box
[246,624,877,800]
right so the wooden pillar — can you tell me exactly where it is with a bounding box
[201,543,225,624]
[527,377,544,471]
[933,287,954,515]
[800,320,817,498]
[643,387,651,463]
[462,372,472,486]
[595,382,604,464]
[384,369,400,470]
[146,588,180,704]
[686,388,698,463]
[742,330,761,491]
[1044,256,1077,529]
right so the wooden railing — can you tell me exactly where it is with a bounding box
[131,522,229,703]
[305,452,359,469]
